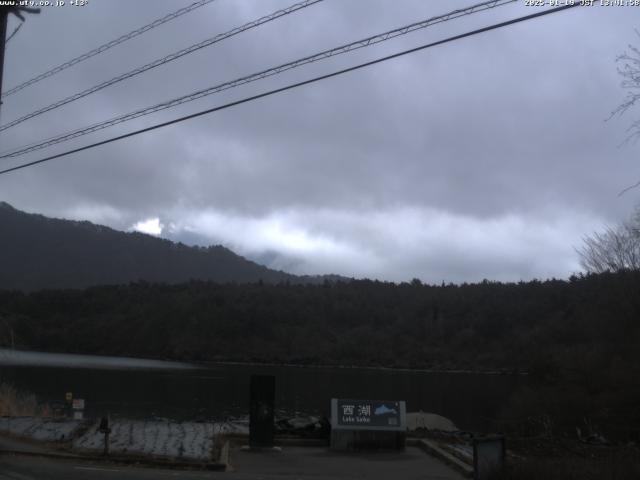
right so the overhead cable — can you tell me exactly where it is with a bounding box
[0,0,322,132]
[0,3,580,177]
[0,0,516,153]
[5,21,23,45]
[1,0,217,98]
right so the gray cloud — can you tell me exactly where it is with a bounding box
[1,0,638,282]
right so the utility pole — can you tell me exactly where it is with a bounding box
[0,8,8,106]
[0,5,40,115]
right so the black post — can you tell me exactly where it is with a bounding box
[0,8,8,108]
[473,435,505,480]
[64,391,73,418]
[0,5,40,114]
[249,374,275,448]
[99,415,111,456]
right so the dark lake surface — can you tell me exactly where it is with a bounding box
[0,349,525,432]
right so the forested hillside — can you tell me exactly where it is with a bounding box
[1,273,638,372]
[0,202,340,290]
[1,272,639,439]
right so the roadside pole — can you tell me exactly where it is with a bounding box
[99,415,111,456]
[0,5,40,116]
[0,7,8,109]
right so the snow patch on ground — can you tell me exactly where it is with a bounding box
[73,419,219,460]
[406,412,458,432]
[219,418,249,435]
[0,417,83,442]
[0,417,245,461]
[1,416,297,461]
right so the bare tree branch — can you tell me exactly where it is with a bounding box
[608,30,640,194]
[578,209,640,273]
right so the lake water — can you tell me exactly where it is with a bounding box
[0,349,525,432]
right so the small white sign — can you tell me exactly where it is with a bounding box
[73,411,84,420]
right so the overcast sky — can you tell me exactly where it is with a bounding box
[1,0,639,283]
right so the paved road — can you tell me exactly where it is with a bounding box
[1,446,465,480]
[229,445,465,479]
[0,455,219,480]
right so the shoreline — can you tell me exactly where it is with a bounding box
[198,359,528,376]
[0,347,527,375]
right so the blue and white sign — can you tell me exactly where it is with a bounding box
[331,398,406,431]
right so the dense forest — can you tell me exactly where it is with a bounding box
[1,199,639,440]
[1,272,639,440]
[0,202,344,290]
[1,273,638,370]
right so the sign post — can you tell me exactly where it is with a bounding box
[72,398,85,420]
[65,392,73,418]
[330,398,406,451]
[249,375,276,448]
[98,416,111,456]
[473,435,505,480]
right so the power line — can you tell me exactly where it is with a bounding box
[0,0,323,133]
[0,0,517,156]
[1,0,217,99]
[0,3,580,177]
[0,124,82,157]
[5,20,22,45]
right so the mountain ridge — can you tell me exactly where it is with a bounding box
[0,201,348,291]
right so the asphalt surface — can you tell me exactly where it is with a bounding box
[0,432,465,480]
[0,446,465,480]
[228,445,465,479]
[0,455,220,480]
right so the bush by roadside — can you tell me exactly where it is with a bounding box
[0,382,44,416]
[503,449,640,480]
